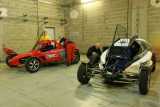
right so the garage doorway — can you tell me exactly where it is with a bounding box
[45,27,56,40]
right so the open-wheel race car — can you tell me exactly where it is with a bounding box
[3,40,80,73]
[77,24,156,95]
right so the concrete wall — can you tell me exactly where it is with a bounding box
[131,0,160,60]
[64,0,132,54]
[64,0,160,60]
[131,0,149,40]
[0,0,65,61]
[148,0,160,60]
[0,0,160,61]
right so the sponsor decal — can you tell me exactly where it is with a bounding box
[46,54,59,59]
[51,49,65,53]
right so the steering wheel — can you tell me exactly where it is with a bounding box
[41,44,49,52]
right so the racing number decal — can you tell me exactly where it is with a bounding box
[46,54,59,59]
[45,49,65,59]
[49,54,59,58]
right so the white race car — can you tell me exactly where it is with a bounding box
[77,24,156,95]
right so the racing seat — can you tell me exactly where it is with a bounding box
[46,45,55,51]
[110,47,132,70]
[42,44,55,52]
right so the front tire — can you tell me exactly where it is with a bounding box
[25,57,41,73]
[77,63,90,84]
[74,51,80,63]
[6,54,17,67]
[139,69,151,95]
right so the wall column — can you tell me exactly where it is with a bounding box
[132,0,149,40]
[0,20,3,61]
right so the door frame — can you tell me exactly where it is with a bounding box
[45,27,56,40]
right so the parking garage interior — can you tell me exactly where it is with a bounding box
[0,0,160,107]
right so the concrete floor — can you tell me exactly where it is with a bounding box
[0,55,159,107]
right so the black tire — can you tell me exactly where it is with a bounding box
[77,63,90,84]
[6,54,17,67]
[152,65,156,72]
[74,51,80,63]
[139,69,151,95]
[89,55,100,65]
[151,54,156,72]
[25,57,41,73]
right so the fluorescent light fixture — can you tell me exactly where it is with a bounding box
[81,0,92,3]
[81,0,98,7]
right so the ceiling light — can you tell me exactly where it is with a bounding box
[81,0,92,3]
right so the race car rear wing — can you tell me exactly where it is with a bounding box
[3,44,17,55]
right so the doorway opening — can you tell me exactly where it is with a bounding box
[45,27,56,40]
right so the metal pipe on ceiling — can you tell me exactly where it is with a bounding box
[0,15,64,21]
[0,16,63,24]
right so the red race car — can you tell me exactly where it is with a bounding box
[3,40,80,73]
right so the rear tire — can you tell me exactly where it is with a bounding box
[6,54,17,67]
[151,54,156,72]
[139,69,151,95]
[74,52,80,63]
[25,57,41,73]
[77,63,90,84]
[152,64,156,72]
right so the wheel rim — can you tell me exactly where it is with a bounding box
[28,59,39,71]
[83,72,89,79]
[75,53,79,63]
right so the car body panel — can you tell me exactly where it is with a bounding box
[124,51,153,74]
[99,38,154,75]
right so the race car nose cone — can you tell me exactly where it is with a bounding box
[8,58,20,66]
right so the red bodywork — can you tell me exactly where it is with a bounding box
[3,44,17,55]
[3,40,79,66]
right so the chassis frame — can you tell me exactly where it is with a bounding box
[81,61,153,84]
